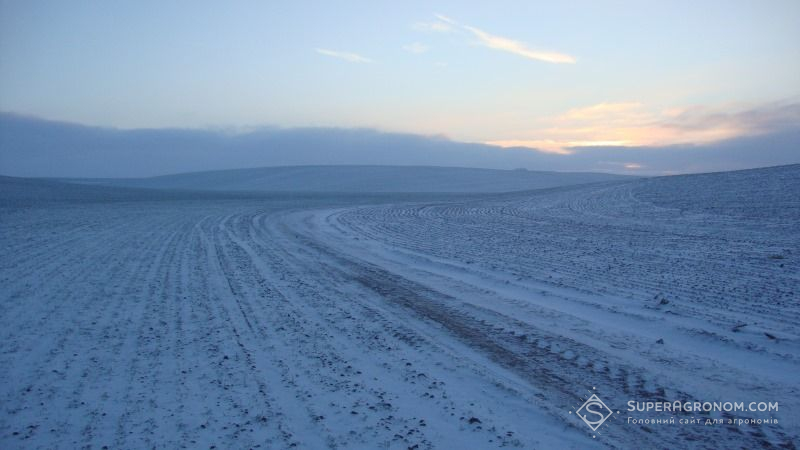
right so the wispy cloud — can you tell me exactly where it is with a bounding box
[417,14,575,64]
[402,42,429,54]
[412,19,453,33]
[315,48,372,63]
[462,25,575,63]
[433,14,456,25]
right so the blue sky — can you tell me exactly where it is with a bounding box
[1,0,799,154]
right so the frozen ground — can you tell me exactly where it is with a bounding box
[1,165,798,449]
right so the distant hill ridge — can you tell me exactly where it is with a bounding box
[71,165,632,193]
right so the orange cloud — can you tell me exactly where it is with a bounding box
[485,101,799,153]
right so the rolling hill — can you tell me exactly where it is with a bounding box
[71,165,632,193]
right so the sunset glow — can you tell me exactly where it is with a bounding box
[1,1,798,171]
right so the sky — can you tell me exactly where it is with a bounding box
[1,0,799,170]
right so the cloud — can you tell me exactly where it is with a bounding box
[433,14,456,25]
[661,102,800,134]
[412,20,452,33]
[484,126,800,175]
[403,42,429,54]
[2,112,797,177]
[417,14,575,64]
[315,48,372,63]
[462,25,576,64]
[488,101,800,154]
[559,102,644,121]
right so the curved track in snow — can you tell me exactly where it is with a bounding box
[1,165,798,449]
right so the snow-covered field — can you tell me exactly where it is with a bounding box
[1,165,798,449]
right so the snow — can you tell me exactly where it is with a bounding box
[1,164,798,449]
